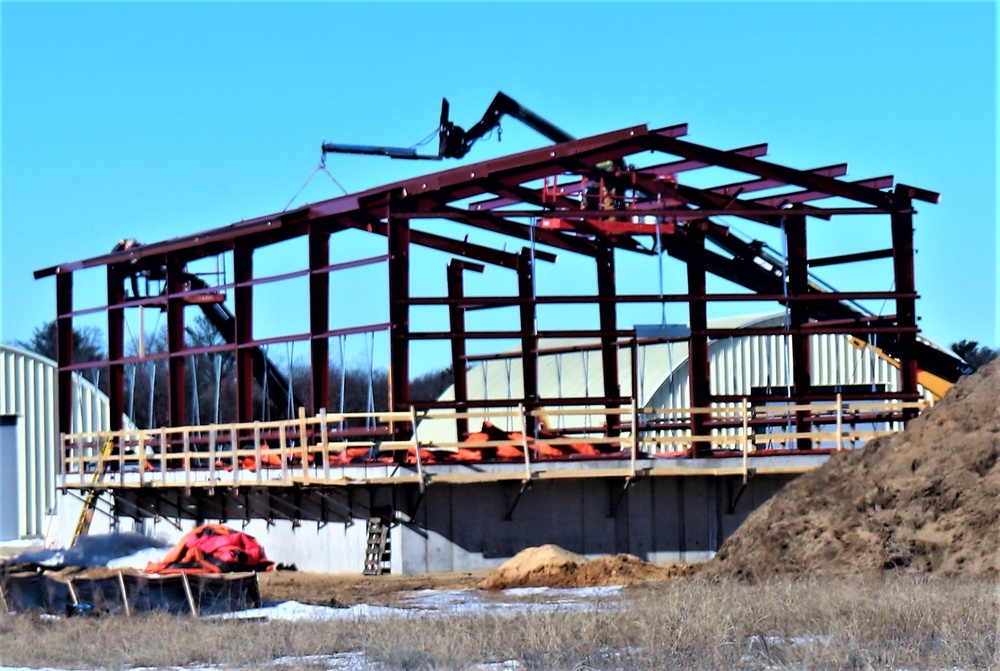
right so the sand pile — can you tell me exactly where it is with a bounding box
[703,358,1000,581]
[479,544,694,590]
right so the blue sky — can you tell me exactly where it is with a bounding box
[2,2,996,374]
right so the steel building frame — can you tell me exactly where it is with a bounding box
[36,121,963,457]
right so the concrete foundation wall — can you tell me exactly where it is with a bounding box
[398,473,794,574]
[57,468,802,575]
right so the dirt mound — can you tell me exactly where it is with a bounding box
[703,358,1000,581]
[479,545,693,590]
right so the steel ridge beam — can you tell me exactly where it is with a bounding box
[643,132,898,209]
[387,125,650,204]
[36,127,649,278]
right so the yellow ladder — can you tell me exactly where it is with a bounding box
[70,436,116,547]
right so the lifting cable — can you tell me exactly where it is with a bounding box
[365,331,375,430]
[481,360,490,426]
[261,344,270,421]
[780,217,793,447]
[555,352,564,429]
[213,353,222,425]
[282,154,349,213]
[338,335,347,430]
[286,341,295,420]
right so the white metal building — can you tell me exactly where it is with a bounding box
[418,314,939,444]
[0,344,114,540]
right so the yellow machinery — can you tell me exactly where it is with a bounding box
[70,435,115,547]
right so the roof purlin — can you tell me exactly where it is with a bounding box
[642,131,896,209]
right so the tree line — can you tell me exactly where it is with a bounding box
[18,319,453,429]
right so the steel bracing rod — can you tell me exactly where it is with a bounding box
[185,274,308,416]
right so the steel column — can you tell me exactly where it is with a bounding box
[685,225,710,456]
[107,266,125,433]
[387,215,411,419]
[785,215,812,449]
[517,249,539,434]
[891,190,920,411]
[234,240,254,423]
[309,227,330,415]
[596,242,620,436]
[167,258,187,431]
[56,273,74,438]
[446,260,478,440]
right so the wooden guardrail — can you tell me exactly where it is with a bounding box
[59,396,930,490]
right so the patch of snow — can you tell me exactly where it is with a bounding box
[212,600,419,622]
[501,586,550,596]
[271,651,371,669]
[107,547,167,569]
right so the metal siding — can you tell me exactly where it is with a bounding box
[0,346,115,538]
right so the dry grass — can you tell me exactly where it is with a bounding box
[0,575,996,670]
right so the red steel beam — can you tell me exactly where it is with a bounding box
[56,274,74,437]
[643,131,894,209]
[107,265,125,433]
[641,142,769,177]
[891,188,919,417]
[518,249,539,433]
[686,225,710,456]
[752,176,895,207]
[447,260,482,440]
[387,215,411,422]
[309,227,330,415]
[596,242,621,437]
[785,215,812,449]
[707,164,848,197]
[234,240,254,424]
[166,258,187,432]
